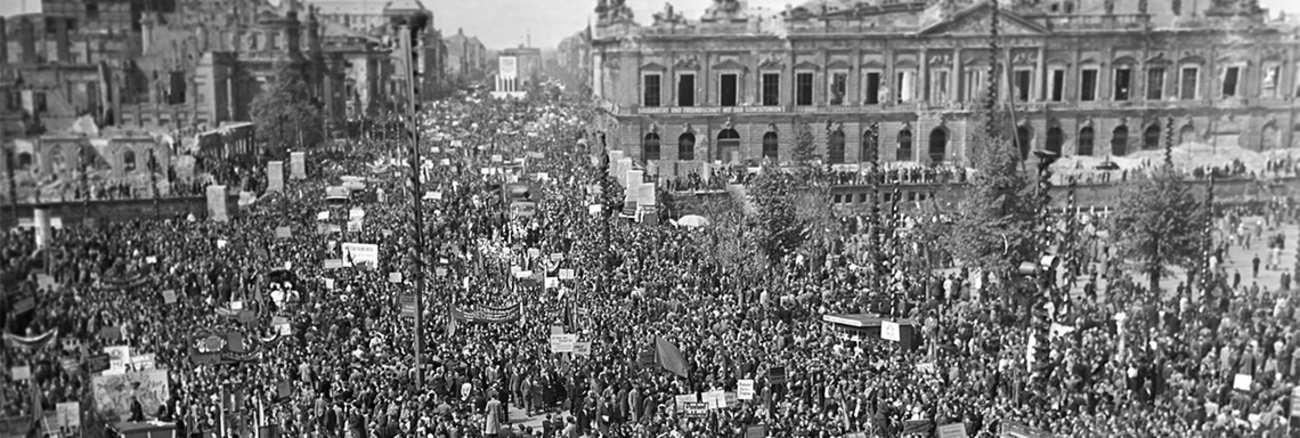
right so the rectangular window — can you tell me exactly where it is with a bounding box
[761,73,780,106]
[1049,69,1065,102]
[643,74,661,107]
[677,74,694,107]
[896,71,914,103]
[1080,68,1098,101]
[829,72,847,105]
[1261,65,1279,98]
[931,70,949,104]
[720,73,738,107]
[796,72,814,106]
[1181,66,1199,100]
[1014,69,1032,102]
[35,92,47,113]
[1146,67,1165,100]
[1221,66,1240,97]
[865,72,881,104]
[1114,67,1131,101]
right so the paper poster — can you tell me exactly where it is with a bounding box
[527,248,541,259]
[704,389,727,409]
[881,321,901,342]
[737,380,755,400]
[937,423,969,438]
[275,227,291,239]
[388,272,403,283]
[161,290,177,304]
[544,277,558,289]
[324,278,335,290]
[91,369,169,422]
[550,253,563,262]
[572,341,592,357]
[130,354,155,371]
[216,239,228,249]
[559,269,575,280]
[56,401,81,431]
[674,394,697,412]
[145,256,157,264]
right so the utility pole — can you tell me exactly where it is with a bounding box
[398,20,427,389]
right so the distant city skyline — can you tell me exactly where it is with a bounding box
[2,0,1297,50]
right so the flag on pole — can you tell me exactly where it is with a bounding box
[655,337,689,378]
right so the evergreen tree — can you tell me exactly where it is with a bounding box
[747,163,805,264]
[791,122,818,165]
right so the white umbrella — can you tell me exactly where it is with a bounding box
[677,215,710,228]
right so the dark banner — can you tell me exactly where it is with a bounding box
[451,303,521,324]
[98,274,154,291]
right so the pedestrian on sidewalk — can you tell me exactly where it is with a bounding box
[1253,255,1261,278]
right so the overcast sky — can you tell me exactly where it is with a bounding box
[2,0,1297,50]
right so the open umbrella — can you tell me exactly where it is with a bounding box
[677,215,710,228]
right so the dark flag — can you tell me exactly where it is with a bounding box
[655,337,689,378]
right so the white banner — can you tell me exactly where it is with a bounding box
[206,186,228,222]
[341,243,379,268]
[91,369,169,422]
[737,380,755,400]
[267,161,284,192]
[103,346,130,375]
[548,334,577,353]
[290,152,306,179]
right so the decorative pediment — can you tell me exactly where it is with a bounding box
[713,59,746,71]
[641,62,667,72]
[826,59,852,70]
[861,59,885,69]
[675,56,700,70]
[1112,56,1138,66]
[1178,52,1205,65]
[1145,52,1171,65]
[758,54,784,70]
[928,53,953,68]
[792,60,821,71]
[917,3,1049,36]
[603,58,621,71]
[1011,50,1036,66]
[894,58,918,69]
[722,118,734,131]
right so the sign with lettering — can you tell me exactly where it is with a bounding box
[881,321,901,342]
[737,379,755,400]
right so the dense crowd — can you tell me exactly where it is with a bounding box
[3,90,1299,438]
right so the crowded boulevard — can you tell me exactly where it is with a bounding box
[3,88,1300,438]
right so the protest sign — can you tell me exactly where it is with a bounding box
[704,389,727,409]
[937,423,969,438]
[400,294,417,319]
[130,354,155,371]
[267,161,284,192]
[452,304,523,323]
[738,379,755,400]
[544,277,558,289]
[435,267,447,277]
[745,425,766,438]
[56,402,80,432]
[11,366,31,380]
[1233,374,1252,391]
[323,259,345,270]
[1291,386,1300,417]
[341,243,379,267]
[37,274,56,290]
[324,278,335,290]
[683,403,708,418]
[60,358,79,375]
[674,394,698,412]
[290,152,306,179]
[527,248,541,259]
[145,256,157,264]
[388,272,403,283]
[548,334,578,353]
[881,321,901,342]
[559,269,576,280]
[275,227,291,239]
[768,366,787,385]
[550,253,563,261]
[103,346,130,375]
[206,186,228,222]
[572,341,592,357]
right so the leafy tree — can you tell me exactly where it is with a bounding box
[791,122,818,165]
[1111,129,1203,292]
[249,63,326,160]
[747,163,805,264]
[944,98,1039,277]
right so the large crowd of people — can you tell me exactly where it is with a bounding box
[2,89,1299,438]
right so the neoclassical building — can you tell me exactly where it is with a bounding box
[591,0,1300,173]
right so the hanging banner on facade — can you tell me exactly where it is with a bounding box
[267,161,284,192]
[206,185,228,222]
[290,152,306,179]
[91,369,170,422]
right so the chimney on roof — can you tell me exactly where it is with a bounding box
[18,16,36,64]
[458,28,463,35]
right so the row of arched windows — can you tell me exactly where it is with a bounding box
[639,122,1253,163]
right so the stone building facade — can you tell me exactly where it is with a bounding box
[591,0,1300,171]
